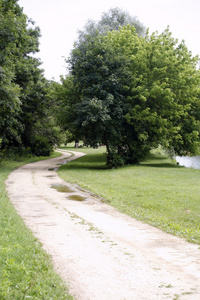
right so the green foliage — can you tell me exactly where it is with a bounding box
[31,136,53,157]
[53,76,80,140]
[0,0,62,156]
[56,9,145,149]
[0,147,32,162]
[106,152,126,168]
[64,25,200,167]
[0,0,24,147]
[13,46,48,150]
[126,28,200,156]
[0,66,23,148]
[98,7,145,35]
[77,7,145,45]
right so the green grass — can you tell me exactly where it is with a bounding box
[0,152,73,300]
[58,146,200,245]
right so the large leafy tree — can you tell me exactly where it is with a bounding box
[98,7,145,35]
[58,8,145,147]
[77,7,145,46]
[126,28,200,157]
[55,76,81,144]
[0,0,24,147]
[65,25,200,166]
[0,0,57,155]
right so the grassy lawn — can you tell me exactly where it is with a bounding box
[58,145,200,245]
[0,152,73,300]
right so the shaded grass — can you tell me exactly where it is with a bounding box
[58,146,200,245]
[0,152,73,300]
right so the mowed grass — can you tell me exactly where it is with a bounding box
[58,146,200,245]
[0,152,73,300]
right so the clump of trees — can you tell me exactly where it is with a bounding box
[0,0,62,157]
[1,3,200,166]
[57,8,200,166]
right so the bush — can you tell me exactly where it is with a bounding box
[106,152,125,168]
[31,136,53,156]
[0,147,32,161]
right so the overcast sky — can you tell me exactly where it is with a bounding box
[18,0,200,81]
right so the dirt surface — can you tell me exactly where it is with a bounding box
[6,150,200,299]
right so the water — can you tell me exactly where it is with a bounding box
[51,184,73,193]
[175,155,200,169]
[68,195,86,201]
[51,184,86,201]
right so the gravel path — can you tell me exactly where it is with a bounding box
[6,150,200,300]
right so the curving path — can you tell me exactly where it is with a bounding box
[6,150,200,299]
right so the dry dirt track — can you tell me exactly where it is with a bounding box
[6,150,200,300]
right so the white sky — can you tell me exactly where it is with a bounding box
[18,0,200,82]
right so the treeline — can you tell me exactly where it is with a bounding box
[0,0,62,157]
[56,9,200,166]
[1,1,200,166]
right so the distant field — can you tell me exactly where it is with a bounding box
[58,146,200,245]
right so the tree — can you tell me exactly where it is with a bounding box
[57,8,145,148]
[126,28,200,157]
[98,7,145,35]
[0,0,24,148]
[52,76,81,145]
[66,25,200,166]
[0,67,22,148]
[76,7,145,49]
[0,0,57,156]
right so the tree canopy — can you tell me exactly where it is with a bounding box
[76,7,145,46]
[60,23,200,166]
[58,8,146,150]
[1,3,200,165]
[0,0,25,148]
[0,0,61,156]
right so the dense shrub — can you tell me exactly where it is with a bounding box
[31,136,53,156]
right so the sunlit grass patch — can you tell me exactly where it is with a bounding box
[58,146,200,244]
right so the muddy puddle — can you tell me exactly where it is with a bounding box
[51,184,86,201]
[68,195,86,201]
[51,184,73,193]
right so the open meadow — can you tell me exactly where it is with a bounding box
[59,145,200,245]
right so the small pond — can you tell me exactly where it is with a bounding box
[175,156,200,169]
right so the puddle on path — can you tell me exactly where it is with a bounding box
[68,195,86,201]
[51,184,73,193]
[51,184,86,201]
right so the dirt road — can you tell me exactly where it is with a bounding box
[6,150,200,299]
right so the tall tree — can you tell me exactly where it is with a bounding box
[76,7,145,49]
[98,7,145,35]
[58,8,145,147]
[125,28,200,157]
[0,0,56,155]
[0,0,24,147]
[65,25,200,166]
[54,76,81,144]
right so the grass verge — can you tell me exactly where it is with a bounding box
[0,152,73,300]
[58,145,200,245]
